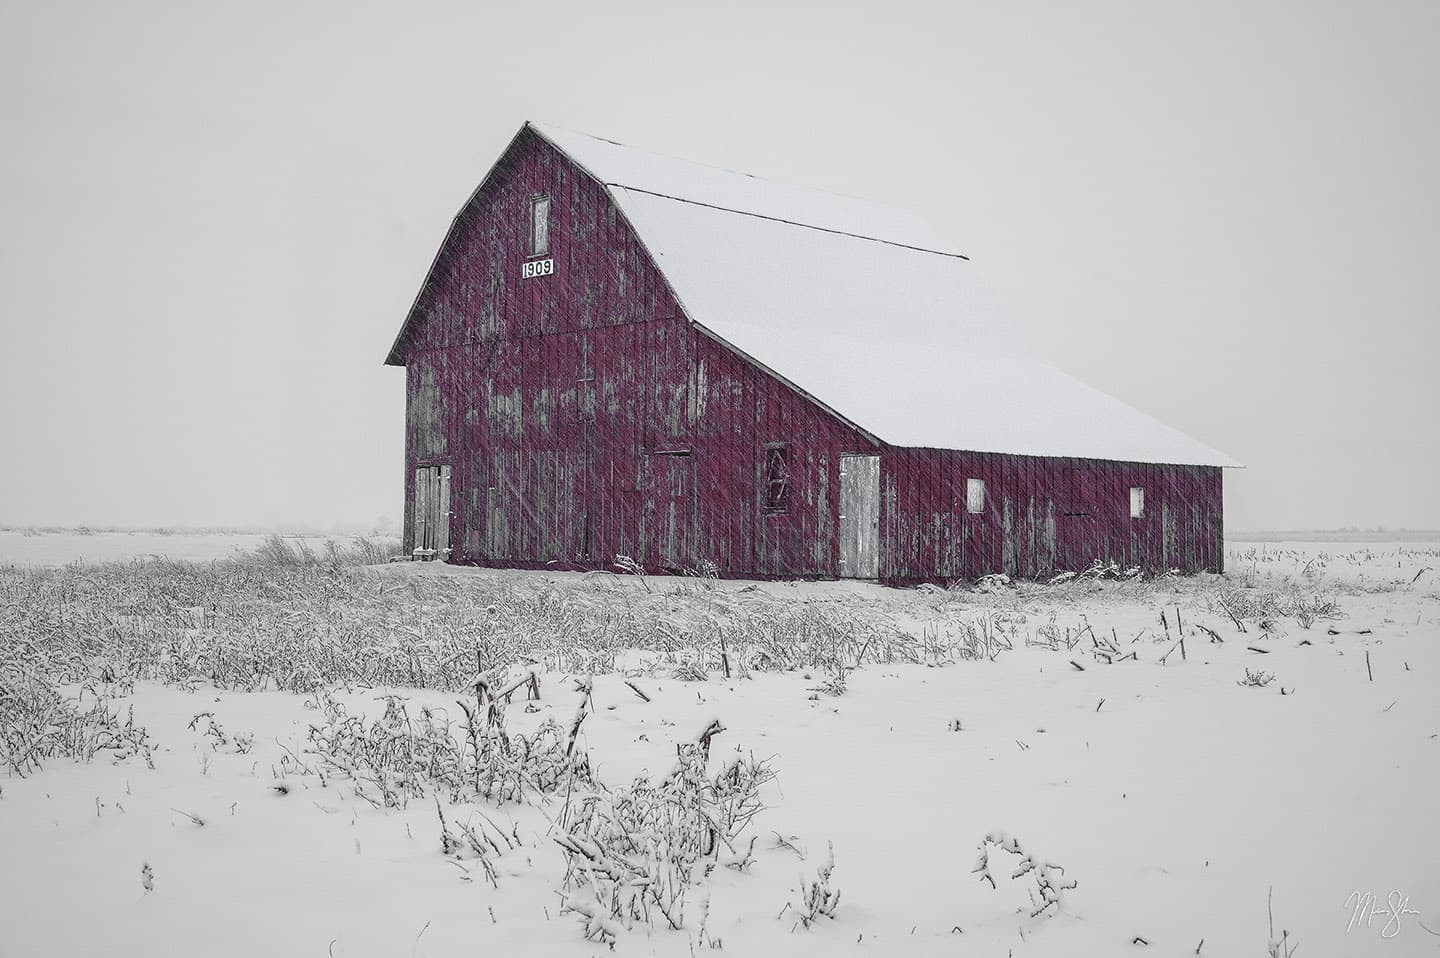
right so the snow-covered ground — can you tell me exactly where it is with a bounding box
[2,541,1437,956]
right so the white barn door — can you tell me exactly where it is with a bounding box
[838,455,880,578]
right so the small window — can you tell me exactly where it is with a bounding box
[763,445,789,514]
[529,196,551,256]
[966,478,985,514]
[1130,486,1145,518]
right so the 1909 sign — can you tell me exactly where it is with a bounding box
[522,258,554,279]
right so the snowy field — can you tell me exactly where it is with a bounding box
[0,530,400,566]
[2,540,1438,956]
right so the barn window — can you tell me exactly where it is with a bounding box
[966,478,985,514]
[763,444,789,514]
[529,196,551,256]
[1130,486,1145,518]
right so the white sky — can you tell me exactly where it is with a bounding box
[1,1,1436,531]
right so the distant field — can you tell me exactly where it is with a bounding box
[4,526,1438,572]
[0,530,402,566]
[1230,529,1440,543]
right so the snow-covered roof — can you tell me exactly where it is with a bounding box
[535,123,1237,467]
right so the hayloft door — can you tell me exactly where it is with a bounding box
[839,455,880,578]
[413,464,452,560]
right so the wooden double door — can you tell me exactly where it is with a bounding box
[413,464,452,559]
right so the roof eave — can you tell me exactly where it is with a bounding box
[382,123,536,367]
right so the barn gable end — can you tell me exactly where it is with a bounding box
[388,127,683,362]
[390,126,878,573]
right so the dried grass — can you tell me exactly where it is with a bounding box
[554,723,778,940]
[0,542,973,699]
[0,661,153,776]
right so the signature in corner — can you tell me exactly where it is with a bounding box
[1346,890,1440,939]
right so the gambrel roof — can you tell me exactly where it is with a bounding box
[394,122,1238,468]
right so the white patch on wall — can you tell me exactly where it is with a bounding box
[1130,486,1145,518]
[530,196,551,255]
[966,478,985,514]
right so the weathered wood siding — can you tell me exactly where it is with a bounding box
[684,331,879,577]
[878,449,1223,583]
[394,127,1225,583]
[399,126,687,566]
[396,128,878,577]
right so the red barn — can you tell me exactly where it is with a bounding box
[384,122,1236,584]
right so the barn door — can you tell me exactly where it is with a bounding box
[1060,465,1094,571]
[646,451,692,573]
[838,454,880,578]
[413,464,452,560]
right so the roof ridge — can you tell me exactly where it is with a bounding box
[606,183,970,260]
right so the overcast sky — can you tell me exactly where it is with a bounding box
[2,1,1435,532]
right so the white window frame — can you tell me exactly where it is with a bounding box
[763,443,789,515]
[529,196,551,257]
[1130,486,1145,518]
[966,478,985,514]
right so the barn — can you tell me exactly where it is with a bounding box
[384,122,1237,584]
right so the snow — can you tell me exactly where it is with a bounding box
[530,124,1236,467]
[4,541,1438,955]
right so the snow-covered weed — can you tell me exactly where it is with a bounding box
[793,840,841,928]
[251,534,396,569]
[554,723,776,939]
[975,573,1011,594]
[186,712,253,753]
[954,613,1017,662]
[0,661,154,776]
[1237,668,1277,688]
[1206,585,1343,631]
[809,664,849,696]
[612,553,648,586]
[972,830,1077,918]
[1045,561,1142,587]
[433,794,514,887]
[305,687,591,808]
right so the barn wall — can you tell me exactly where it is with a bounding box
[879,449,1224,583]
[687,330,878,577]
[395,127,1225,583]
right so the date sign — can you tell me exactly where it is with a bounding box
[522,258,554,280]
